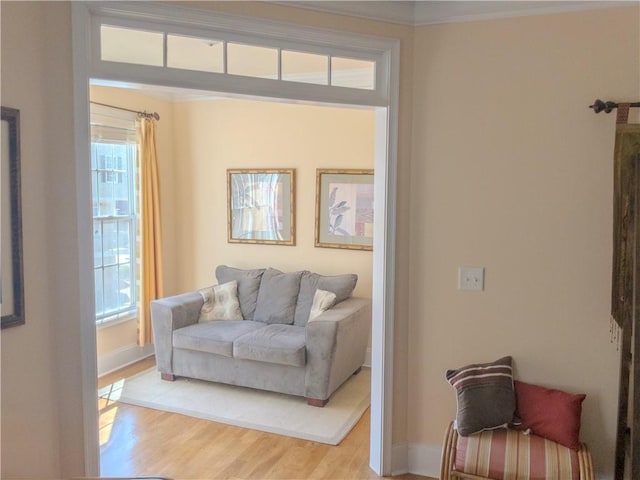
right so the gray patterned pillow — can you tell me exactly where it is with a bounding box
[198,280,243,322]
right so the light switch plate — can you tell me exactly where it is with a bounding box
[458,267,484,291]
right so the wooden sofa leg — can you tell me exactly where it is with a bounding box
[161,373,176,381]
[306,397,328,407]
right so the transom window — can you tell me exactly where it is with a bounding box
[91,111,138,324]
[98,24,377,91]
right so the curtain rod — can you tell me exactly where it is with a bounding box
[589,99,640,114]
[90,100,160,121]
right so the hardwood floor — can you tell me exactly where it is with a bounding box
[98,358,434,480]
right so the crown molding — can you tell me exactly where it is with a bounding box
[273,1,636,27]
[272,1,417,25]
[413,1,635,26]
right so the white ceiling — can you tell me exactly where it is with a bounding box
[274,1,633,26]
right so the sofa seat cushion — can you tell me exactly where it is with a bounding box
[233,324,306,367]
[173,321,266,357]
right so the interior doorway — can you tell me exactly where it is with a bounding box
[72,3,399,475]
[92,82,377,476]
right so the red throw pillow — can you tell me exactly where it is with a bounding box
[514,380,586,450]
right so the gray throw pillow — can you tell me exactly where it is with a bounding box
[293,271,358,326]
[253,268,303,325]
[215,265,265,320]
[445,356,516,436]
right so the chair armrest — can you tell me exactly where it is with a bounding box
[440,421,458,480]
[151,291,203,374]
[304,297,371,401]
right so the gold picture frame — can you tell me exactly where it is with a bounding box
[227,169,295,246]
[315,169,374,251]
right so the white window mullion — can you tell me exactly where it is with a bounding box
[223,40,228,74]
[163,32,168,67]
[277,47,282,81]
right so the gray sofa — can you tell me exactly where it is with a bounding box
[151,265,371,406]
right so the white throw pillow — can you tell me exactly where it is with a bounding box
[198,280,243,322]
[308,289,337,322]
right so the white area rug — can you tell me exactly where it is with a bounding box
[99,368,370,445]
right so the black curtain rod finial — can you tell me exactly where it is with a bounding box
[590,99,640,114]
[590,99,617,114]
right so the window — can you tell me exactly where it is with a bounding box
[227,43,278,79]
[281,50,328,85]
[97,23,380,92]
[91,112,138,324]
[167,34,224,73]
[100,25,164,66]
[331,57,376,90]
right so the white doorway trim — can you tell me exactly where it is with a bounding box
[71,2,399,476]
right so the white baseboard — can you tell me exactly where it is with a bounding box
[408,442,442,478]
[391,443,409,475]
[97,343,155,377]
[364,348,372,368]
[392,442,441,478]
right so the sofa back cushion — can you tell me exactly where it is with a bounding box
[254,268,303,324]
[215,265,265,320]
[293,271,358,327]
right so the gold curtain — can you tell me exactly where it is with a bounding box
[137,117,164,346]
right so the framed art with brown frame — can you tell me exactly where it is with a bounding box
[1,106,24,329]
[315,169,374,251]
[227,168,296,246]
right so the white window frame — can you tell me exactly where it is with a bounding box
[90,106,140,329]
[90,142,138,325]
[88,2,391,107]
[72,2,399,476]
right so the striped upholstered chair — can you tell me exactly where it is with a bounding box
[440,422,595,480]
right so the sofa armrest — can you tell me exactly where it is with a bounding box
[151,291,203,374]
[304,297,371,401]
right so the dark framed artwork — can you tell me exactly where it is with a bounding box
[1,106,24,328]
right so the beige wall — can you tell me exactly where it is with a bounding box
[1,2,61,476]
[409,6,639,477]
[172,98,375,294]
[89,86,177,357]
[1,1,85,477]
[2,1,638,478]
